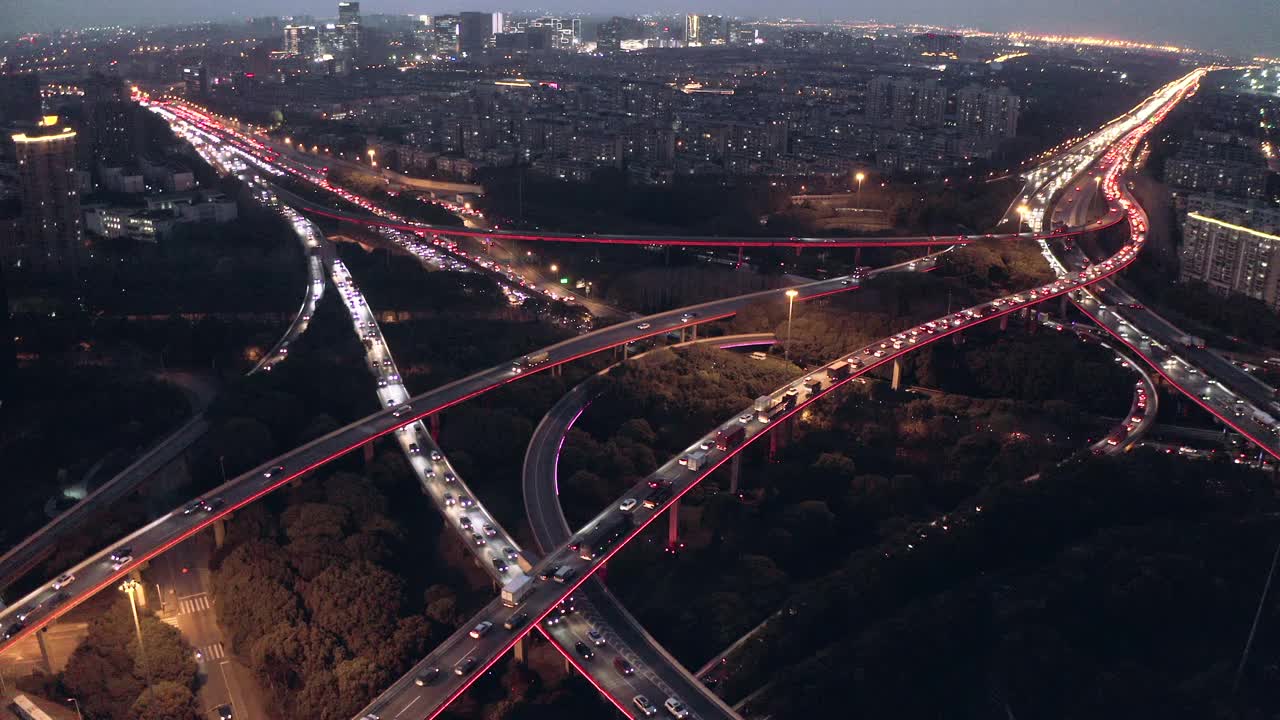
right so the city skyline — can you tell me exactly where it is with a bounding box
[1,2,1278,718]
[7,0,1279,57]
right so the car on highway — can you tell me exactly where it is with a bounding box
[503,546,519,561]
[110,547,132,563]
[201,497,224,513]
[540,564,561,581]
[216,705,233,720]
[414,668,440,686]
[738,413,753,424]
[574,641,595,660]
[619,498,638,512]
[587,628,605,646]
[469,621,493,639]
[183,500,204,515]
[636,322,651,330]
[263,464,286,479]
[633,695,659,717]
[483,523,498,537]
[503,611,529,630]
[111,555,134,571]
[52,573,76,590]
[665,697,690,718]
[408,443,421,454]
[544,613,563,627]
[458,516,472,529]
[430,450,443,461]
[614,657,636,675]
[444,494,456,507]
[492,557,508,573]
[453,656,477,676]
[471,533,487,546]
[460,496,474,508]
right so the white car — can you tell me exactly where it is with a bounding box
[665,697,690,718]
[636,322,651,330]
[619,498,638,512]
[633,696,658,717]
[52,573,76,590]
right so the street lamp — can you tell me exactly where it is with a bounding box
[119,579,152,688]
[67,698,83,720]
[785,289,799,363]
[549,264,558,273]
[855,171,866,205]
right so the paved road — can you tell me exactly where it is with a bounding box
[346,67,1206,720]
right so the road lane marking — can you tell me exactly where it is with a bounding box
[394,696,421,718]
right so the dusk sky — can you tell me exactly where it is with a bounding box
[6,0,1278,55]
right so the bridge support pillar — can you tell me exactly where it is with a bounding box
[729,455,742,495]
[891,358,902,391]
[514,636,527,664]
[952,331,964,346]
[999,313,1009,332]
[130,569,147,608]
[213,519,226,549]
[854,247,862,265]
[736,246,744,269]
[36,627,53,675]
[363,442,375,466]
[429,414,442,440]
[668,499,680,547]
[692,324,698,340]
[1060,294,1069,317]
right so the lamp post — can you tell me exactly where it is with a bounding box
[855,171,866,206]
[119,579,152,688]
[67,698,83,720]
[785,289,799,363]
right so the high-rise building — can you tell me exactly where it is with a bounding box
[337,1,361,53]
[1179,194,1280,308]
[182,66,209,97]
[597,17,624,53]
[685,14,723,45]
[433,15,460,57]
[956,85,1019,138]
[491,12,504,36]
[83,73,138,166]
[727,21,757,45]
[866,77,944,128]
[12,116,82,273]
[284,24,318,56]
[459,12,492,56]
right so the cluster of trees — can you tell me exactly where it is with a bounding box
[0,365,188,570]
[732,450,1279,719]
[210,469,447,720]
[53,597,201,720]
[82,190,304,316]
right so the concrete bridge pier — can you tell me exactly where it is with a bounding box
[729,455,742,495]
[999,313,1009,331]
[667,499,680,548]
[429,414,442,440]
[363,442,376,466]
[213,518,226,549]
[891,358,903,390]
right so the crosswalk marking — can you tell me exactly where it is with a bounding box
[197,642,224,660]
[161,615,181,628]
[178,594,212,615]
